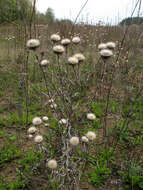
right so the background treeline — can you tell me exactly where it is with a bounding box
[0,0,32,23]
[120,17,143,25]
[0,0,72,25]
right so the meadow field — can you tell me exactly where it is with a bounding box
[0,4,143,190]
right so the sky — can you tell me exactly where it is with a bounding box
[36,0,142,24]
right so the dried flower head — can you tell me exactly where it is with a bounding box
[50,103,57,109]
[27,126,37,134]
[45,123,49,127]
[47,159,57,169]
[32,117,42,125]
[72,37,80,44]
[51,34,61,42]
[86,131,96,140]
[70,137,79,146]
[26,39,40,50]
[87,113,96,120]
[28,134,33,139]
[100,49,113,58]
[81,136,89,143]
[106,42,116,50]
[48,99,54,103]
[59,118,67,125]
[34,135,43,143]
[53,45,65,54]
[40,59,49,66]
[61,38,71,46]
[98,43,107,50]
[74,53,85,62]
[42,116,49,121]
[68,57,79,65]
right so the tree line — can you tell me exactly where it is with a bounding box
[119,17,143,26]
[0,0,32,23]
[0,0,72,25]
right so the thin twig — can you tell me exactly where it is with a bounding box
[71,0,89,33]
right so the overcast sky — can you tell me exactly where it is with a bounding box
[36,0,142,24]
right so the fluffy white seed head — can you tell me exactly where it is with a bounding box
[50,103,57,109]
[72,37,80,44]
[51,34,61,42]
[74,53,85,62]
[34,135,43,143]
[27,126,37,134]
[68,57,79,65]
[70,137,79,146]
[106,42,116,49]
[28,134,33,139]
[86,131,96,140]
[32,117,42,125]
[81,136,89,143]
[100,49,113,58]
[40,59,49,66]
[53,45,65,54]
[45,123,49,127]
[61,38,71,46]
[42,116,49,121]
[48,99,54,103]
[47,159,57,169]
[87,113,96,120]
[59,118,67,125]
[98,43,107,50]
[26,39,40,49]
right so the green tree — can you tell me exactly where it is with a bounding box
[120,17,143,26]
[16,0,33,22]
[45,8,55,24]
[0,0,33,23]
[0,0,18,23]
[56,19,73,24]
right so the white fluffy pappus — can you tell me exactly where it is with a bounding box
[100,49,113,58]
[45,123,49,127]
[47,159,57,169]
[86,131,96,140]
[61,38,71,46]
[32,117,42,125]
[72,37,80,44]
[53,45,65,54]
[50,103,57,109]
[106,42,116,49]
[68,57,79,65]
[48,99,54,103]
[59,118,67,125]
[28,134,33,139]
[26,39,40,50]
[51,34,61,42]
[87,113,96,120]
[34,135,43,143]
[42,116,49,121]
[81,136,89,143]
[40,59,49,66]
[98,43,107,50]
[74,53,85,62]
[70,137,79,146]
[27,126,37,134]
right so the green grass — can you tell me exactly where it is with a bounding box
[0,140,22,168]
